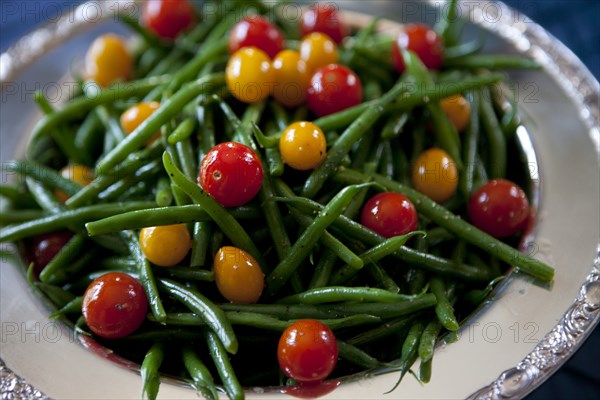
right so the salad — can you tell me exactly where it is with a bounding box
[0,0,554,399]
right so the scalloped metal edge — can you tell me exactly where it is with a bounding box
[1,1,599,399]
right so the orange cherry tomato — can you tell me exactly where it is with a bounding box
[411,148,458,203]
[226,47,275,103]
[55,164,94,203]
[272,50,310,108]
[139,224,191,267]
[440,95,471,132]
[214,246,264,304]
[279,121,327,170]
[120,101,161,145]
[85,34,132,87]
[299,32,338,74]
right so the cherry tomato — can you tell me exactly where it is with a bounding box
[85,34,132,87]
[300,3,348,44]
[440,95,471,132]
[120,101,161,145]
[226,47,275,103]
[277,319,338,384]
[272,50,310,108]
[391,23,444,74]
[299,32,338,74]
[82,272,148,339]
[214,246,264,304]
[26,231,74,277]
[199,142,264,207]
[360,193,418,238]
[306,64,362,117]
[468,179,530,238]
[139,224,191,267]
[411,148,458,203]
[141,0,196,40]
[279,121,327,170]
[229,16,285,59]
[55,164,94,203]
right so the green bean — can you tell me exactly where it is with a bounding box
[444,54,542,70]
[308,250,338,289]
[330,232,426,286]
[381,113,409,140]
[302,77,408,198]
[181,346,219,400]
[141,342,165,400]
[338,340,383,369]
[97,74,224,174]
[428,103,463,169]
[327,294,436,319]
[347,315,419,346]
[430,278,459,331]
[119,328,204,342]
[175,135,197,180]
[460,90,480,197]
[204,330,243,400]
[74,112,102,158]
[167,118,196,144]
[163,151,264,269]
[387,321,426,391]
[99,160,162,201]
[480,87,506,179]
[4,160,83,196]
[158,278,237,354]
[29,75,171,156]
[419,358,433,384]
[155,267,214,282]
[121,231,167,323]
[49,296,83,318]
[95,105,126,142]
[418,320,442,362]
[136,47,168,79]
[32,91,86,164]
[218,303,338,320]
[464,276,505,305]
[435,0,460,46]
[0,201,157,242]
[66,142,164,208]
[0,209,46,226]
[312,74,503,133]
[39,234,86,282]
[0,184,36,207]
[34,282,75,308]
[277,287,423,305]
[333,169,554,282]
[154,177,173,207]
[266,183,373,296]
[444,37,486,60]
[368,261,402,294]
[98,257,137,271]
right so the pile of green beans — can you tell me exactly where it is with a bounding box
[0,1,553,399]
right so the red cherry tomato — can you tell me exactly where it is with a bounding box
[361,192,418,238]
[199,142,264,207]
[468,179,530,238]
[277,319,338,384]
[306,64,362,117]
[300,3,348,44]
[391,23,444,73]
[82,272,148,339]
[142,0,196,40]
[229,16,285,59]
[25,230,74,277]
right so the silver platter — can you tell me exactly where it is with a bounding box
[1,1,598,399]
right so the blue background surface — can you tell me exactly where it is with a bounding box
[1,1,598,399]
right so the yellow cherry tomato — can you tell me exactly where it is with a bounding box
[299,32,338,74]
[279,121,327,170]
[226,47,275,103]
[139,224,191,267]
[440,95,471,132]
[412,148,458,203]
[120,102,161,145]
[214,246,264,304]
[272,50,310,108]
[85,34,132,87]
[55,164,94,203]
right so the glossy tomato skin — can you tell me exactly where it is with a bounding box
[142,0,196,40]
[391,23,444,73]
[139,224,191,267]
[301,3,348,44]
[199,142,264,207]
[411,148,459,203]
[468,179,530,238]
[82,272,148,339]
[279,121,327,170]
[85,34,132,87]
[277,319,338,384]
[361,193,418,238]
[299,32,338,74]
[272,50,310,108]
[229,16,285,59]
[226,47,275,103]
[306,64,362,117]
[26,231,74,277]
[214,246,264,304]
